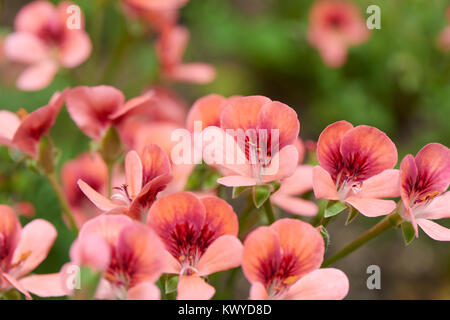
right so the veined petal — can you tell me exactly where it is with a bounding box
[242,226,281,285]
[79,214,132,246]
[414,143,450,194]
[340,125,398,181]
[201,197,239,236]
[140,144,171,184]
[220,96,271,132]
[415,191,450,220]
[186,94,227,132]
[257,101,300,150]
[270,219,324,278]
[262,145,298,182]
[316,120,353,180]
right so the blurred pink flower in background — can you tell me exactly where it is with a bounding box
[3,1,92,91]
[79,144,172,221]
[205,96,299,187]
[124,0,189,11]
[242,218,349,300]
[313,120,400,217]
[399,143,450,241]
[156,25,216,84]
[62,152,108,227]
[65,85,150,141]
[0,90,66,158]
[0,205,57,299]
[147,192,243,300]
[307,0,370,68]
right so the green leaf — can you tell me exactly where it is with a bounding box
[324,201,347,218]
[401,221,415,246]
[252,185,271,208]
[345,207,359,225]
[232,186,249,199]
[73,266,102,300]
[165,274,179,294]
[268,180,281,193]
[317,225,330,250]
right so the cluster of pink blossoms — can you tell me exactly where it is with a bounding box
[0,0,449,301]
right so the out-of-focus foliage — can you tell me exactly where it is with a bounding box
[0,0,449,299]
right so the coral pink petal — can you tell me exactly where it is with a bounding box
[257,101,300,149]
[170,63,216,84]
[109,95,152,120]
[12,219,57,278]
[220,96,271,132]
[201,197,239,236]
[59,30,92,68]
[249,282,269,300]
[163,250,182,274]
[340,125,398,180]
[16,60,58,91]
[147,192,205,243]
[284,268,349,300]
[359,169,401,198]
[79,214,132,246]
[400,154,418,208]
[0,111,21,146]
[217,175,258,187]
[262,145,299,182]
[78,179,117,211]
[69,234,111,272]
[125,150,143,198]
[415,192,450,220]
[14,1,55,33]
[140,144,171,183]
[316,120,353,179]
[417,219,450,241]
[186,94,227,131]
[277,165,314,196]
[177,275,215,300]
[19,273,66,298]
[196,235,243,276]
[116,223,166,284]
[242,226,281,284]
[415,143,450,193]
[66,86,125,140]
[271,219,324,277]
[271,194,318,217]
[345,197,396,217]
[0,205,21,253]
[312,166,339,200]
[3,33,48,64]
[127,282,160,300]
[2,273,32,300]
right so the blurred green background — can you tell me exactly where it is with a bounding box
[0,0,449,299]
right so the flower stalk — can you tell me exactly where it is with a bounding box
[322,211,403,267]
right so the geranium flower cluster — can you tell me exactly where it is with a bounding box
[0,0,449,300]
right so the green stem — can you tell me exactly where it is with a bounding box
[46,173,79,234]
[263,199,275,225]
[322,211,403,267]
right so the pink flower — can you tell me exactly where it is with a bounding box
[123,0,188,11]
[78,144,172,221]
[155,25,216,84]
[307,0,370,68]
[147,192,243,300]
[242,218,349,300]
[21,215,167,299]
[61,152,108,227]
[205,96,300,187]
[0,90,66,158]
[399,143,450,241]
[313,120,400,217]
[3,1,92,91]
[0,205,57,299]
[65,85,151,141]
